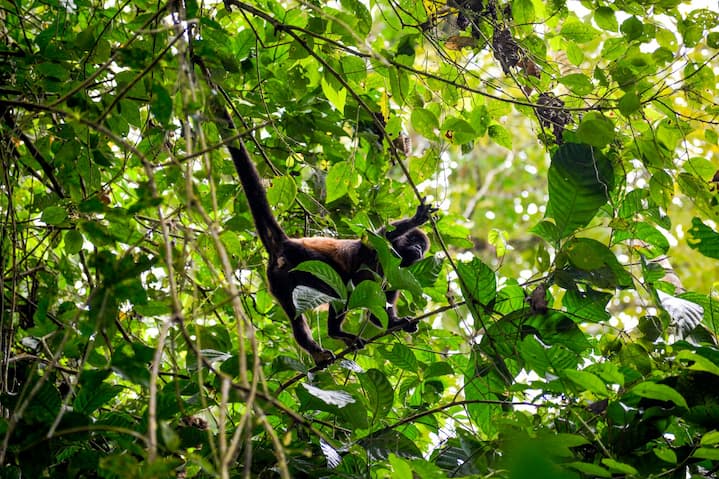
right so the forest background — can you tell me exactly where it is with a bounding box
[1,0,719,478]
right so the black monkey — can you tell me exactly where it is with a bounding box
[224,118,435,365]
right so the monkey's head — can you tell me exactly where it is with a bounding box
[393,230,430,266]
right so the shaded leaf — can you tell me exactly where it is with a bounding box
[293,260,347,299]
[359,429,422,460]
[42,206,67,225]
[359,368,394,420]
[631,381,688,408]
[292,285,339,317]
[546,143,614,237]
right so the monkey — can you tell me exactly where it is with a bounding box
[223,119,436,366]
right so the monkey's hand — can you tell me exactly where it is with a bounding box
[413,200,439,225]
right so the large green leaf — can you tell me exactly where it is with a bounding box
[348,280,388,327]
[687,217,719,259]
[359,368,394,420]
[293,260,348,299]
[358,429,422,460]
[562,237,633,288]
[546,143,614,237]
[630,381,688,408]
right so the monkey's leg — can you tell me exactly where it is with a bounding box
[327,306,366,349]
[287,313,335,365]
[385,290,420,333]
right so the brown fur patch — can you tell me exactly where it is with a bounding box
[294,238,358,273]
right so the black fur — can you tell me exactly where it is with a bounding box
[227,137,434,365]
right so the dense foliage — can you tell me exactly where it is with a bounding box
[2,0,719,477]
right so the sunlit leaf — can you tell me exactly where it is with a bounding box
[687,217,719,259]
[302,383,356,407]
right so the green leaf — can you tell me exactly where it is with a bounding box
[565,41,584,65]
[531,220,561,243]
[709,32,719,49]
[602,459,638,475]
[565,237,633,288]
[325,161,355,203]
[676,350,719,377]
[687,217,719,259]
[37,61,70,81]
[594,7,618,32]
[42,205,67,225]
[488,124,512,149]
[630,381,688,408]
[293,260,348,299]
[563,288,611,322]
[341,55,367,83]
[657,27,678,49]
[654,447,677,464]
[383,344,418,372]
[320,77,347,112]
[24,380,62,423]
[341,0,371,35]
[348,280,388,328]
[576,112,615,147]
[388,454,413,478]
[650,169,673,209]
[292,286,339,317]
[563,369,609,396]
[424,361,454,378]
[685,156,716,179]
[692,448,719,460]
[110,343,153,387]
[559,73,593,95]
[150,83,172,126]
[266,175,297,212]
[441,117,476,145]
[546,143,614,237]
[560,21,599,43]
[565,461,611,478]
[512,0,535,25]
[456,258,496,307]
[74,383,125,414]
[358,429,422,460]
[359,368,394,420]
[700,430,719,446]
[134,301,172,316]
[613,222,670,257]
[620,16,643,42]
[367,233,423,300]
[411,108,439,139]
[618,91,641,117]
[64,229,84,254]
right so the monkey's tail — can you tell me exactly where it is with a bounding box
[217,107,288,253]
[229,142,288,254]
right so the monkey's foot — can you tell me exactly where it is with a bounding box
[389,317,419,333]
[311,349,336,367]
[342,336,367,350]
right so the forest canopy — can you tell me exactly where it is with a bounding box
[1,0,719,478]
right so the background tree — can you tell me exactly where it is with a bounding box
[1,0,718,478]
